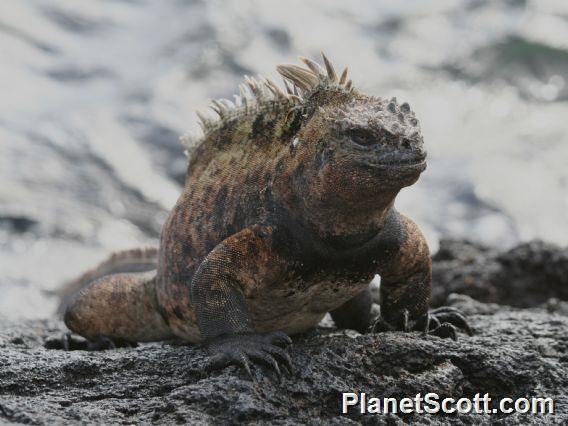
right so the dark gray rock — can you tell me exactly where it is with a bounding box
[432,239,568,308]
[0,293,566,424]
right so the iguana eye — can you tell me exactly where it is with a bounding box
[349,129,375,147]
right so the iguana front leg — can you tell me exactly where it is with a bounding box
[190,225,293,378]
[373,214,472,339]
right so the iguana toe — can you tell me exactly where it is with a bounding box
[370,305,472,341]
[428,323,458,341]
[205,332,293,380]
[46,333,138,351]
[369,315,395,333]
[86,335,138,351]
[418,306,473,340]
[429,306,473,336]
[44,333,88,350]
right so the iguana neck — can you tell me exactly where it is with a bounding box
[279,188,399,250]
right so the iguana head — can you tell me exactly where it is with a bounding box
[184,53,427,239]
[315,95,426,188]
[277,54,426,217]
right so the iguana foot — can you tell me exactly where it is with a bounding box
[421,306,474,340]
[44,333,87,350]
[86,335,138,350]
[371,306,473,341]
[205,331,293,380]
[44,333,137,351]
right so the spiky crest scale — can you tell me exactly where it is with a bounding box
[180,52,354,155]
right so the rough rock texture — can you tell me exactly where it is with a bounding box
[1,240,567,424]
[432,239,568,308]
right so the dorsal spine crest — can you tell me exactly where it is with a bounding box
[181,52,355,155]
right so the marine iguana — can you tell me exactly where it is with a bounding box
[62,53,472,377]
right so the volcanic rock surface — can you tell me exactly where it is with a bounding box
[1,240,567,424]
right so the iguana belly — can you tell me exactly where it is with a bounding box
[248,274,373,335]
[163,273,373,342]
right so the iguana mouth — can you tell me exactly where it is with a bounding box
[359,152,427,170]
[378,158,426,167]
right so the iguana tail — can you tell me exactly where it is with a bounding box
[59,247,175,343]
[55,247,158,314]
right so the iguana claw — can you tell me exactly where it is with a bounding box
[371,306,473,341]
[205,331,293,380]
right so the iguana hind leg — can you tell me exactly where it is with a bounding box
[64,272,174,344]
[330,287,373,333]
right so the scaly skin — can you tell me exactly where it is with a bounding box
[63,53,471,377]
